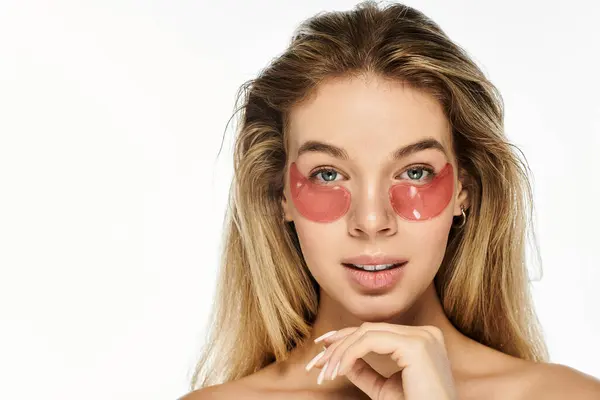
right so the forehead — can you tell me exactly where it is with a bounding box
[287,75,452,157]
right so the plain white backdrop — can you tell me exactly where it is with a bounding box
[0,1,598,399]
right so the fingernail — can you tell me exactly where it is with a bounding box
[331,361,340,380]
[305,349,326,372]
[314,330,337,343]
[317,360,329,385]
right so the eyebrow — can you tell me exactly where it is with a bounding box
[296,137,447,161]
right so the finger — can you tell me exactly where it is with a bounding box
[316,327,357,344]
[318,324,443,346]
[344,357,405,400]
[358,322,441,343]
[312,333,348,369]
[305,348,326,372]
[337,330,415,376]
[321,324,389,379]
[312,327,359,368]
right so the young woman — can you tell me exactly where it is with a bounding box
[182,2,600,399]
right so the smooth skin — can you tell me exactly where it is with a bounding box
[308,324,457,399]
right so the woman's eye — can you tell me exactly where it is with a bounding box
[308,165,435,184]
[309,168,343,183]
[398,166,434,182]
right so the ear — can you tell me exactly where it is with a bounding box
[281,174,294,222]
[281,194,294,222]
[454,168,470,216]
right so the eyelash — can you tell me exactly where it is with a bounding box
[308,164,436,184]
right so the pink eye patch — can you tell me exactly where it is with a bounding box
[289,162,454,223]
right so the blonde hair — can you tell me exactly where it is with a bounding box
[190,0,549,390]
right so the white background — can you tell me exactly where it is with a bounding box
[0,1,598,399]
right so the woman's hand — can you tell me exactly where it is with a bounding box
[305,322,458,400]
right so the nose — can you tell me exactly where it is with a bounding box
[347,182,397,239]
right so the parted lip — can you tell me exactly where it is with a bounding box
[342,255,408,266]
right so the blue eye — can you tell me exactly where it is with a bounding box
[398,166,435,182]
[308,165,436,184]
[309,168,342,183]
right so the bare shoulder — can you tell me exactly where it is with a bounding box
[178,382,256,400]
[524,362,600,399]
[177,376,265,400]
[177,384,231,400]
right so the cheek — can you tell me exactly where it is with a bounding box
[292,220,342,275]
[288,218,345,284]
[401,211,454,268]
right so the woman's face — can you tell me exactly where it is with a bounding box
[281,75,468,321]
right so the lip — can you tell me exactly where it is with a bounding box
[341,254,408,265]
[343,261,407,291]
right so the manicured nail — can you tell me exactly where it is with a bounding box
[314,330,337,343]
[305,349,326,372]
[317,360,329,385]
[331,361,340,380]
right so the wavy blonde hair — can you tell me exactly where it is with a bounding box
[190,0,549,390]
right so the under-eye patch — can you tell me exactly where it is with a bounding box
[289,162,454,223]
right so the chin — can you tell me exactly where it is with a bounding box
[348,308,402,323]
[342,294,408,323]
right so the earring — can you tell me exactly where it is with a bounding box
[453,205,467,228]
